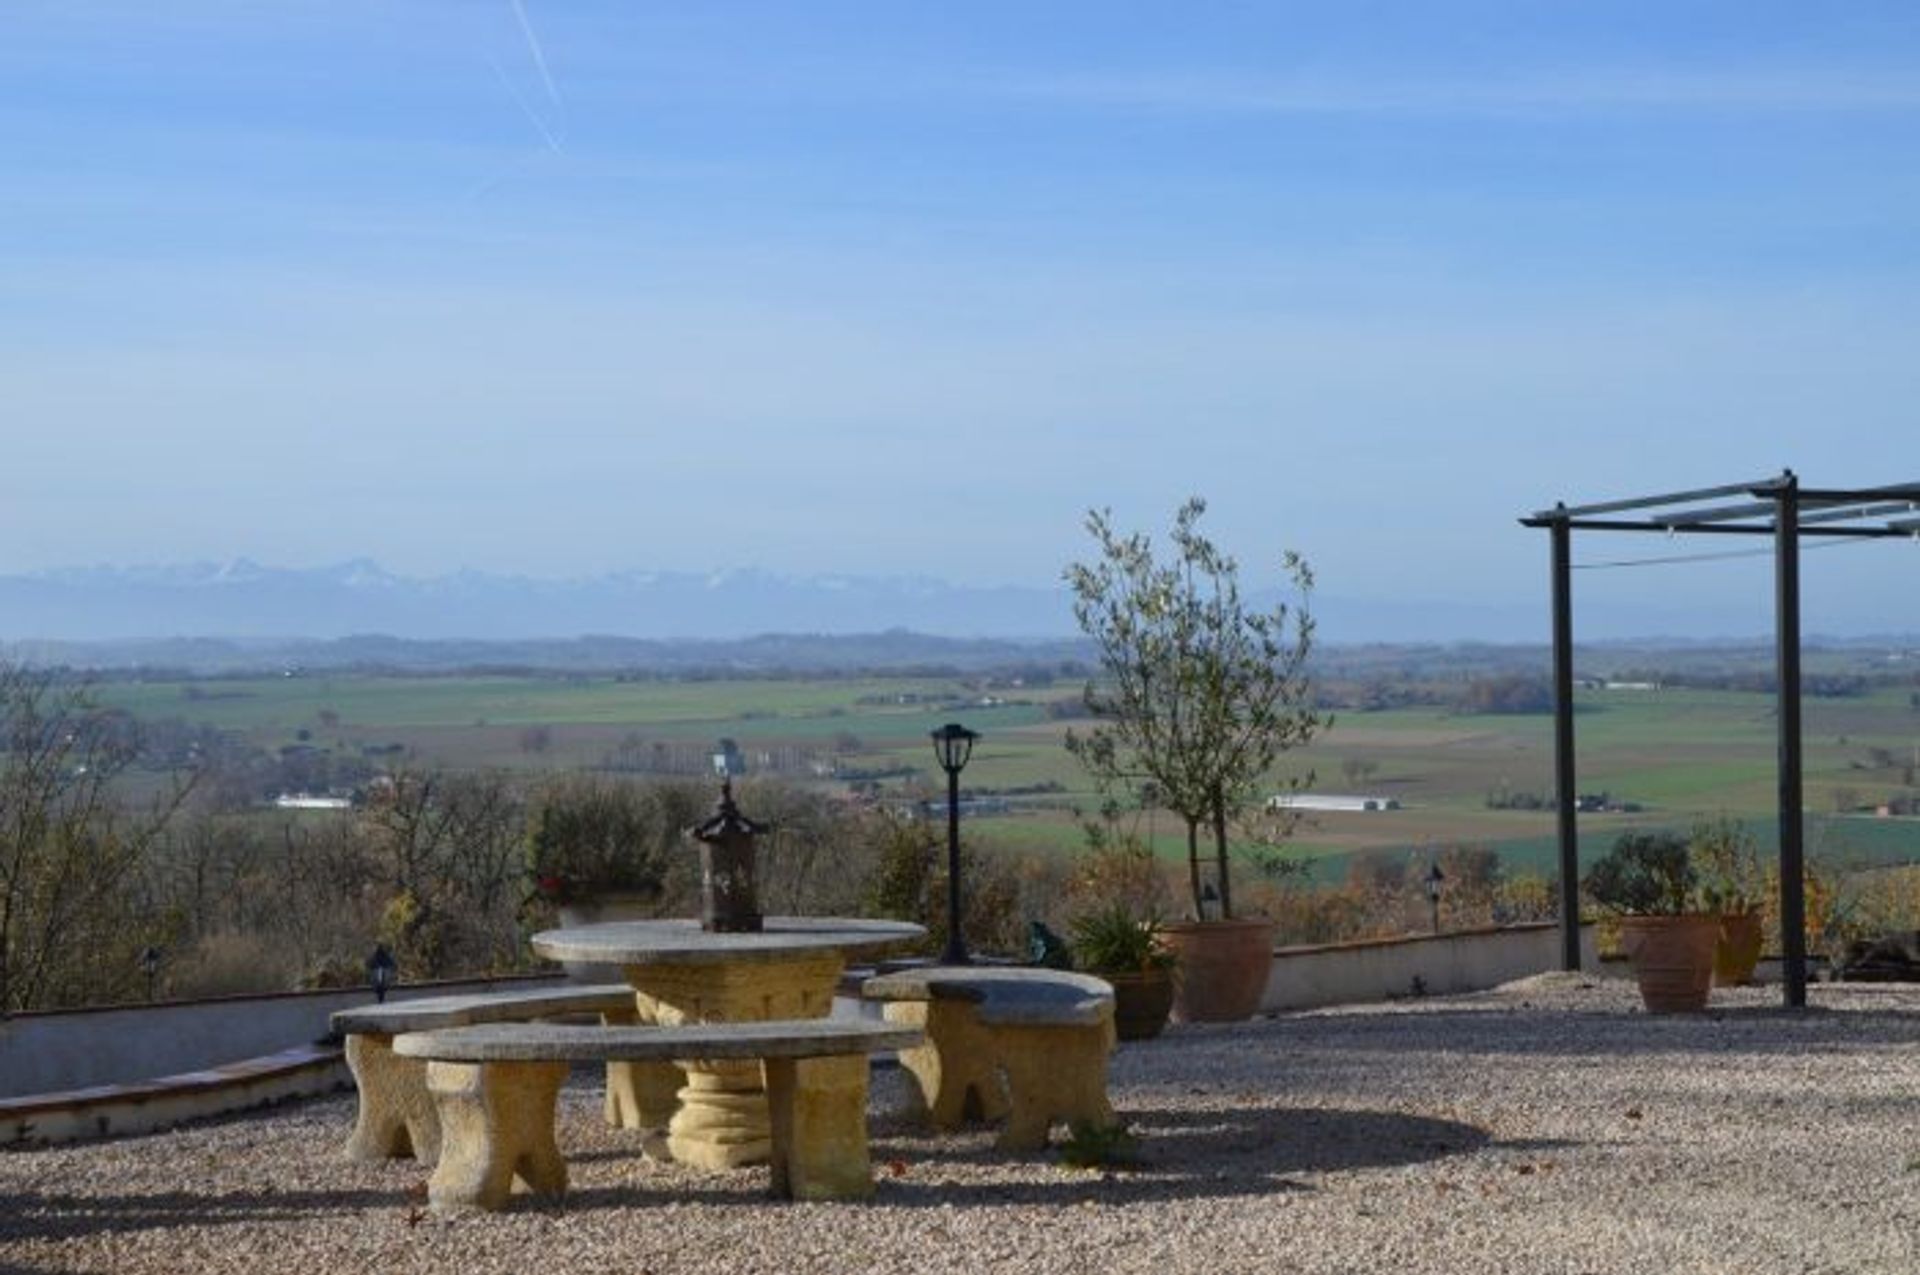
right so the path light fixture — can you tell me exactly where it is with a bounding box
[366,944,398,1004]
[1425,861,1446,934]
[930,722,980,965]
[139,946,162,1002]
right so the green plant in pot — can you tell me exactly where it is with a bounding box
[1071,902,1179,1041]
[1064,497,1328,1023]
[1583,831,1719,1013]
[1691,815,1768,987]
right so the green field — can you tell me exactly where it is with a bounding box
[91,673,1920,880]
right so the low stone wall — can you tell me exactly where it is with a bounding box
[1,1045,348,1145]
[1261,922,1599,1013]
[0,973,566,1099]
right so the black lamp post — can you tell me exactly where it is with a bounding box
[1425,861,1445,934]
[366,944,398,1004]
[930,722,979,965]
[139,946,162,1002]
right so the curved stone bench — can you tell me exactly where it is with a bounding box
[393,1019,922,1212]
[860,967,1116,1151]
[330,984,645,1165]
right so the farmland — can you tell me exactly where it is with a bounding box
[87,662,1920,882]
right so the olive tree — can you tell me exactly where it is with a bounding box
[1064,498,1326,919]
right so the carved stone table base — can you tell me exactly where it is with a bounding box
[631,953,844,1170]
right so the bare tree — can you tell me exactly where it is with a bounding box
[0,667,191,1011]
[359,768,525,975]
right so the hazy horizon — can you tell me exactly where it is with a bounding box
[3,553,1917,647]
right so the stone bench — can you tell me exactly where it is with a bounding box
[331,984,647,1164]
[860,967,1116,1151]
[392,1019,922,1212]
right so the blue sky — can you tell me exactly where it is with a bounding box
[4,2,1920,638]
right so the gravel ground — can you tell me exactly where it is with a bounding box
[4,975,1918,1275]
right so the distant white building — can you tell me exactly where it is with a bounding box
[273,794,352,811]
[1267,794,1401,813]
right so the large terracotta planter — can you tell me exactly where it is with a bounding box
[1714,911,1765,987]
[1619,914,1720,1013]
[1102,968,1176,1041]
[1160,918,1275,1023]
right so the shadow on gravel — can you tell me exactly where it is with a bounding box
[0,1186,396,1241]
[852,1106,1497,1208]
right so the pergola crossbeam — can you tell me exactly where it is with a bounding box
[1529,518,1904,538]
[1779,484,1920,504]
[1801,501,1919,526]
[1660,499,1778,525]
[1529,478,1774,522]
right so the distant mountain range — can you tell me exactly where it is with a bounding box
[1,560,1912,662]
[0,559,1079,643]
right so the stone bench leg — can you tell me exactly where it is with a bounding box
[424,1059,569,1213]
[601,996,682,1153]
[761,1054,873,1201]
[882,1000,1009,1131]
[343,1032,441,1164]
[992,1018,1116,1152]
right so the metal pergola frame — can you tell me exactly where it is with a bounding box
[1521,470,1920,1008]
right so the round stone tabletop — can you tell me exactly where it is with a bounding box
[530,916,926,966]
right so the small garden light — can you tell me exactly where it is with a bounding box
[930,722,980,965]
[139,945,162,1002]
[366,944,398,1004]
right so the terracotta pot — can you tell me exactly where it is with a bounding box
[1714,911,1765,987]
[1619,914,1720,1013]
[1102,968,1176,1041]
[554,893,658,983]
[1160,917,1275,1023]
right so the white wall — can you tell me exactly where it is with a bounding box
[0,974,566,1098]
[1261,922,1600,1013]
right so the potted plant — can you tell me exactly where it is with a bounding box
[1064,498,1328,1023]
[1583,831,1720,1013]
[1070,902,1179,1040]
[1691,815,1768,986]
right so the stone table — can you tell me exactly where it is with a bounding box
[529,916,923,1170]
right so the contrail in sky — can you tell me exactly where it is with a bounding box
[509,0,565,111]
[488,53,564,154]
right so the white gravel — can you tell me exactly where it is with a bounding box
[4,975,1918,1275]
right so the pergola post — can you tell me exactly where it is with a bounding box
[1772,474,1808,1007]
[1549,511,1581,970]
